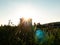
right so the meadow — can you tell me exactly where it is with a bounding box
[0,24,60,45]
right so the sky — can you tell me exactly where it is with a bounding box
[0,0,60,26]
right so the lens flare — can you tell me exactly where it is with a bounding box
[35,29,45,42]
[36,30,44,38]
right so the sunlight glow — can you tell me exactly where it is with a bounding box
[13,4,44,25]
[7,4,49,26]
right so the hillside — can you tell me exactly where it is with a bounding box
[42,22,60,28]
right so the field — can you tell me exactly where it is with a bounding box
[0,24,60,45]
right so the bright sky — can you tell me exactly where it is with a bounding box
[0,0,60,26]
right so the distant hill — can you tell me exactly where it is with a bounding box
[42,22,60,28]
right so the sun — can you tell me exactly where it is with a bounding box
[22,17,31,22]
[24,18,28,21]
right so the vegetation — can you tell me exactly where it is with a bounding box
[0,23,60,45]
